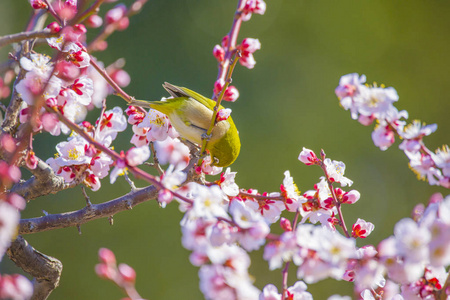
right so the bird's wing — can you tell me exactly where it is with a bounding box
[163,82,218,110]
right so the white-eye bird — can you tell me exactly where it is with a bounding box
[130,83,240,167]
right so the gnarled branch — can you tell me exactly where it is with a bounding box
[7,236,63,300]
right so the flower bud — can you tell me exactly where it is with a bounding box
[118,263,136,283]
[298,148,318,165]
[223,85,239,102]
[47,22,61,33]
[280,217,292,231]
[86,15,103,28]
[98,248,116,265]
[213,45,225,62]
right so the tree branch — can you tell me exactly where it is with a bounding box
[19,185,158,235]
[11,159,72,201]
[0,29,57,49]
[7,236,63,300]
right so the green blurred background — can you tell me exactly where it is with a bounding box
[1,0,450,299]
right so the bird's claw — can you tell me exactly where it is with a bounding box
[201,133,212,141]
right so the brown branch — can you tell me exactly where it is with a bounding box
[11,159,72,201]
[0,29,58,49]
[7,236,63,300]
[19,184,158,235]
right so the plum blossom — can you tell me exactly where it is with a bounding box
[324,158,353,186]
[352,218,375,239]
[154,137,190,170]
[263,231,298,270]
[244,193,285,224]
[138,108,178,142]
[399,121,437,155]
[95,106,127,144]
[216,168,239,197]
[280,170,304,211]
[110,146,150,184]
[183,184,229,221]
[0,202,20,261]
[298,148,319,165]
[199,154,223,175]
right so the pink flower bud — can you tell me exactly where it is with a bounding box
[47,22,61,33]
[412,203,425,221]
[106,4,127,24]
[73,24,87,34]
[19,108,31,124]
[298,148,318,165]
[30,0,47,9]
[241,38,261,53]
[46,97,58,108]
[26,150,38,170]
[158,189,173,206]
[221,35,229,48]
[213,45,225,62]
[358,114,375,126]
[95,263,115,280]
[98,248,116,265]
[110,69,131,87]
[93,40,108,52]
[7,193,26,211]
[342,190,360,204]
[223,85,239,102]
[280,217,292,231]
[86,15,103,28]
[118,263,136,283]
[214,79,225,95]
[216,108,231,122]
[41,113,59,134]
[0,133,16,153]
[117,17,130,31]
[56,1,77,21]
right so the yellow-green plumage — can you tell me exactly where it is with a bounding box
[130,83,240,167]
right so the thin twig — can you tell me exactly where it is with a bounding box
[0,29,58,48]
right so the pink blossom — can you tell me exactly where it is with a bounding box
[216,168,239,197]
[199,155,223,175]
[216,108,232,122]
[372,124,395,151]
[352,218,375,238]
[0,202,20,260]
[139,108,178,142]
[154,137,190,169]
[95,106,127,143]
[341,190,360,204]
[0,274,33,300]
[298,147,319,165]
[259,284,281,300]
[324,159,353,186]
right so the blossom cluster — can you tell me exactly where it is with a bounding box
[1,1,139,297]
[212,0,265,102]
[45,107,127,190]
[335,73,450,189]
[0,137,32,298]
